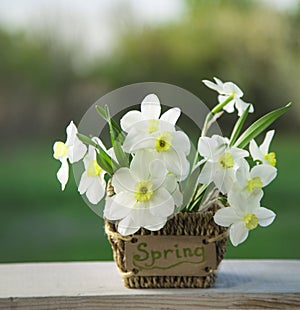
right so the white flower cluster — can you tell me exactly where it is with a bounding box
[53,77,289,246]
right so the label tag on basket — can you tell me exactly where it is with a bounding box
[125,235,217,276]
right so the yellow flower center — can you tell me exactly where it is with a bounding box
[218,152,234,169]
[87,160,102,177]
[243,213,258,230]
[148,119,159,133]
[54,141,68,158]
[134,181,153,202]
[247,177,263,192]
[264,152,276,167]
[155,132,172,152]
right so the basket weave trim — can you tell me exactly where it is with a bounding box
[105,199,228,288]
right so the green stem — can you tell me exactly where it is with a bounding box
[211,92,235,114]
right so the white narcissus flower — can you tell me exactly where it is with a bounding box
[120,93,181,133]
[123,120,190,181]
[250,130,277,167]
[214,191,276,246]
[78,138,106,205]
[233,159,277,197]
[202,77,254,116]
[104,151,179,236]
[53,121,87,190]
[197,135,249,194]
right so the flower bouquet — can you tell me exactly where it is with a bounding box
[53,79,290,288]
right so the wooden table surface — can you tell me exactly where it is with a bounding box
[0,260,299,309]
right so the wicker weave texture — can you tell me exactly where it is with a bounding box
[105,201,227,289]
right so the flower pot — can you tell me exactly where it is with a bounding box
[105,199,227,288]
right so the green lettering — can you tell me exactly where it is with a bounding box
[133,242,149,262]
[183,247,193,257]
[145,250,162,267]
[194,246,205,263]
[163,249,173,259]
[174,244,182,258]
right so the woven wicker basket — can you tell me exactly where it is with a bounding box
[105,199,227,289]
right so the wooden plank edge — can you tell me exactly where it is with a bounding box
[0,293,299,310]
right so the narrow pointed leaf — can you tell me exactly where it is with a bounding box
[77,133,119,174]
[113,140,129,167]
[234,103,291,149]
[96,152,113,175]
[95,105,108,121]
[96,105,125,143]
[182,165,201,208]
[229,105,250,147]
[77,133,98,148]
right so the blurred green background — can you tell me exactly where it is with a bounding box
[1,0,299,263]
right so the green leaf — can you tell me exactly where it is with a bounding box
[111,118,126,143]
[77,133,119,174]
[182,166,201,208]
[211,92,234,114]
[234,103,292,149]
[96,152,113,175]
[113,140,129,167]
[95,105,108,121]
[77,133,98,148]
[229,105,250,147]
[95,104,126,143]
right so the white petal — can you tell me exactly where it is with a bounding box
[150,159,167,188]
[149,188,174,218]
[112,168,136,194]
[162,150,190,181]
[214,168,234,194]
[213,77,224,87]
[158,120,177,132]
[198,136,217,158]
[246,190,264,212]
[144,217,167,231]
[235,98,251,117]
[132,207,167,231]
[68,139,87,163]
[249,139,263,162]
[57,158,69,191]
[250,164,277,187]
[198,135,226,159]
[260,130,275,155]
[230,147,249,160]
[141,94,161,119]
[162,173,177,193]
[104,192,135,220]
[219,95,235,113]
[230,222,249,246]
[172,186,183,209]
[214,207,240,227]
[86,177,106,205]
[92,137,107,151]
[65,121,77,145]
[223,82,243,97]
[198,161,215,185]
[235,159,250,187]
[120,110,143,132]
[228,189,263,213]
[117,215,140,236]
[160,107,181,125]
[202,79,224,93]
[122,131,155,153]
[83,145,96,168]
[256,207,276,227]
[172,131,191,155]
[78,171,93,195]
[130,150,154,180]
